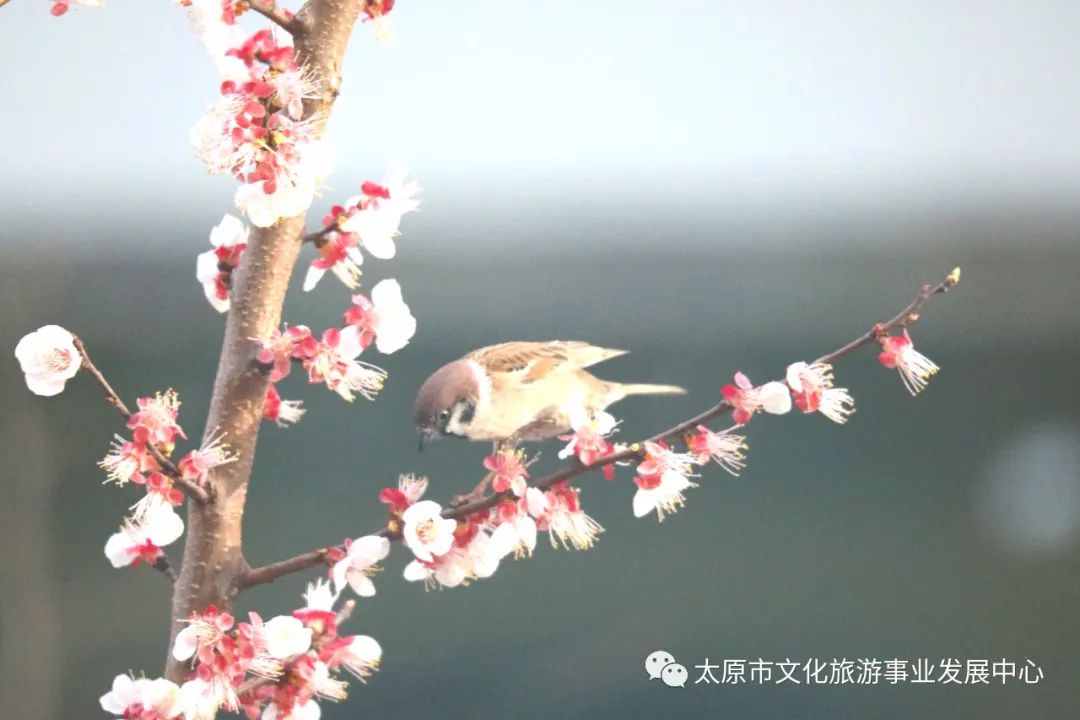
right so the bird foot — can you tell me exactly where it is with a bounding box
[450,474,493,509]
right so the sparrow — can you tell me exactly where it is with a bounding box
[413,340,685,449]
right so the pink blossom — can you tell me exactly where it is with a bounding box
[14,324,82,396]
[401,500,456,562]
[531,482,603,551]
[490,500,539,559]
[558,408,618,480]
[129,472,185,524]
[99,674,184,720]
[172,606,235,664]
[99,434,158,486]
[331,535,390,597]
[721,371,792,424]
[339,170,422,259]
[379,473,428,513]
[483,448,530,497]
[686,425,747,476]
[632,441,699,521]
[104,504,184,569]
[878,330,940,396]
[362,0,396,41]
[785,361,856,423]
[127,390,186,448]
[257,325,316,383]
[177,429,237,483]
[196,214,248,313]
[261,615,313,660]
[272,67,319,121]
[343,279,417,354]
[301,577,340,616]
[303,230,363,292]
[263,384,306,427]
[303,327,387,402]
[328,635,382,681]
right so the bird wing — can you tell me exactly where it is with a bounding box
[467,341,627,383]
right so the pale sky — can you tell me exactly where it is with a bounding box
[2,0,1078,236]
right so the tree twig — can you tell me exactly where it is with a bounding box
[245,0,300,33]
[74,339,212,504]
[239,548,331,589]
[239,267,962,588]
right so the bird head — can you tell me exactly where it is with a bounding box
[412,359,479,449]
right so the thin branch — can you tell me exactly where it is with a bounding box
[239,268,962,589]
[239,548,330,589]
[74,337,133,416]
[245,0,301,33]
[74,338,212,504]
[0,0,13,10]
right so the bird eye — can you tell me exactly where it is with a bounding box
[439,409,451,421]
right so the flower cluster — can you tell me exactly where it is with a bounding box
[303,173,422,292]
[97,391,194,567]
[102,581,380,720]
[97,389,239,569]
[188,10,329,228]
[255,277,414,421]
[242,582,382,719]
[381,476,503,589]
[257,325,388,410]
[402,504,503,590]
[196,214,249,313]
[389,465,610,588]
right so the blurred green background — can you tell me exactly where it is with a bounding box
[4,0,1080,716]
[2,206,1079,717]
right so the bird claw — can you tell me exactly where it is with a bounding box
[451,473,494,509]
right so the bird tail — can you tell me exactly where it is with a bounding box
[612,382,686,399]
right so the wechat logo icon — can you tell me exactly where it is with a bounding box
[645,649,688,688]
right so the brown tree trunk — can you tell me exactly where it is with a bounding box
[165,0,366,684]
